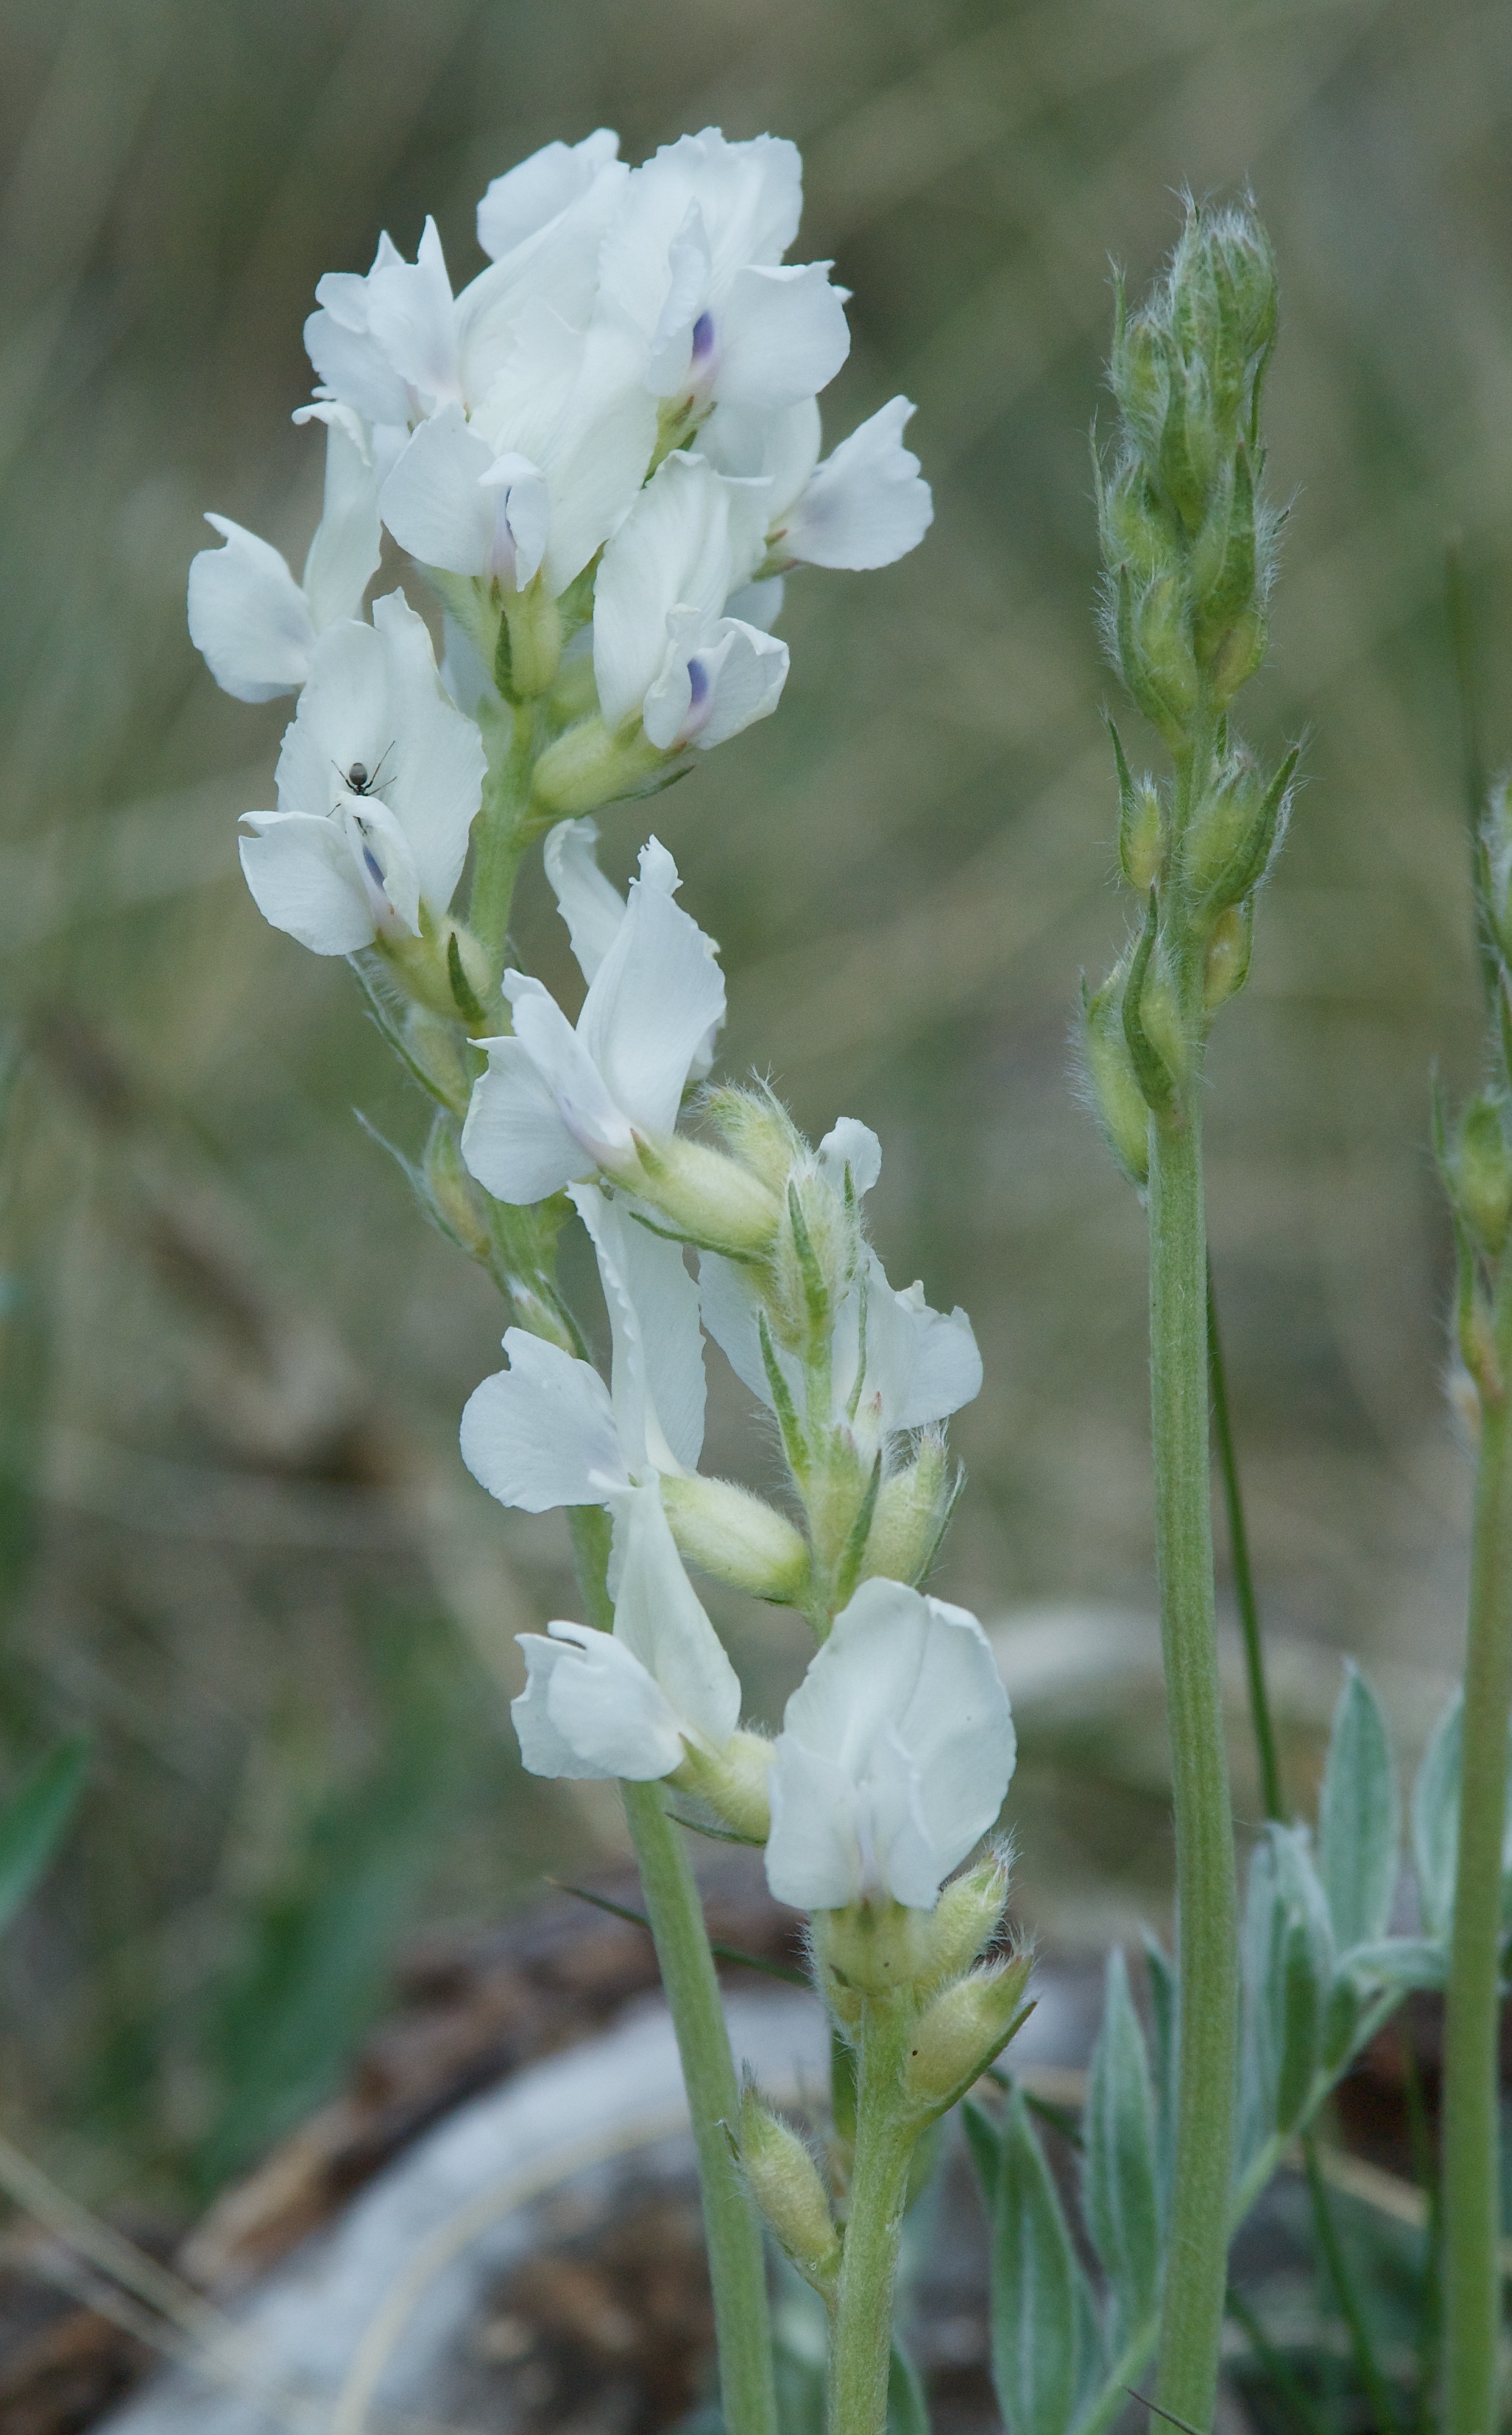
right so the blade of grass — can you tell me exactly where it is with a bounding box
[547,1878,809,1987]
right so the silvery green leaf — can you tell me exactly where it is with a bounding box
[1274,1907,1324,2132]
[1412,1691,1462,1942]
[1318,1661,1400,1952]
[989,2090,1102,2435]
[1081,1949,1160,2350]
[1342,1935,1448,1990]
[1140,1931,1177,2231]
[1269,1825,1335,2133]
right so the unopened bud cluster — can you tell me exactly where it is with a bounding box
[1082,201,1298,1182]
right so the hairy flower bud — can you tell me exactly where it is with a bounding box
[1447,1094,1512,1261]
[1114,568,1197,744]
[863,1431,953,1586]
[920,1847,1013,1985]
[735,2085,841,2294]
[630,1134,783,1259]
[531,714,678,822]
[704,1085,806,1197]
[1201,901,1253,1010]
[902,1948,1034,2114]
[660,1472,811,1605]
[816,1899,937,1998]
[1081,968,1151,1188]
[675,1728,774,1843]
[1184,746,1294,917]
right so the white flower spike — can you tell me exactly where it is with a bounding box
[187,407,384,703]
[593,452,788,752]
[765,1579,1016,1911]
[512,1482,742,1782]
[459,1183,705,1512]
[238,590,484,956]
[460,836,724,1202]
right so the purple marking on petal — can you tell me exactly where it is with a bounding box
[361,845,387,892]
[690,310,716,362]
[686,657,710,709]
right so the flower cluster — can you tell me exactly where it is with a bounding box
[188,121,1020,2336]
[188,125,932,981]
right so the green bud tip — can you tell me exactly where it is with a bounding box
[628,1134,783,1259]
[921,1845,1014,1986]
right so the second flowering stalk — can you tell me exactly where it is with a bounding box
[1083,200,1296,2425]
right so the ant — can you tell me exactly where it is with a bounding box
[333,742,395,798]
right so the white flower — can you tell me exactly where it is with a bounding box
[543,817,721,1076]
[305,216,559,437]
[238,591,485,956]
[599,128,850,415]
[512,1482,741,1781]
[700,395,933,572]
[459,1183,705,1510]
[476,129,628,323]
[460,835,724,1202]
[765,1579,1015,1911]
[700,1121,982,1453]
[378,306,655,597]
[593,452,788,751]
[186,406,384,703]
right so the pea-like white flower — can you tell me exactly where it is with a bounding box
[701,395,934,573]
[460,835,724,1202]
[512,1482,742,1783]
[187,406,384,703]
[475,129,628,319]
[593,452,788,752]
[238,591,484,956]
[599,127,850,416]
[378,306,655,598]
[699,1121,983,1454]
[765,1579,1016,1911]
[460,1183,705,1511]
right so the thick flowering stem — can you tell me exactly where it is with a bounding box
[1148,1007,1237,2428]
[568,1509,780,2435]
[1442,1257,1512,2435]
[826,1998,917,2435]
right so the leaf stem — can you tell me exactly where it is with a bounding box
[567,1509,780,2435]
[1441,1259,1512,2435]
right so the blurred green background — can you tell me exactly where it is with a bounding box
[0,0,1505,2210]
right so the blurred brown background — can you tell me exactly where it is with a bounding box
[0,0,1505,2206]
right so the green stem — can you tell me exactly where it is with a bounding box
[1207,1256,1285,1823]
[469,709,533,973]
[1148,1096,1237,2429]
[1441,1265,1512,2435]
[827,1999,916,2435]
[568,1509,780,2435]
